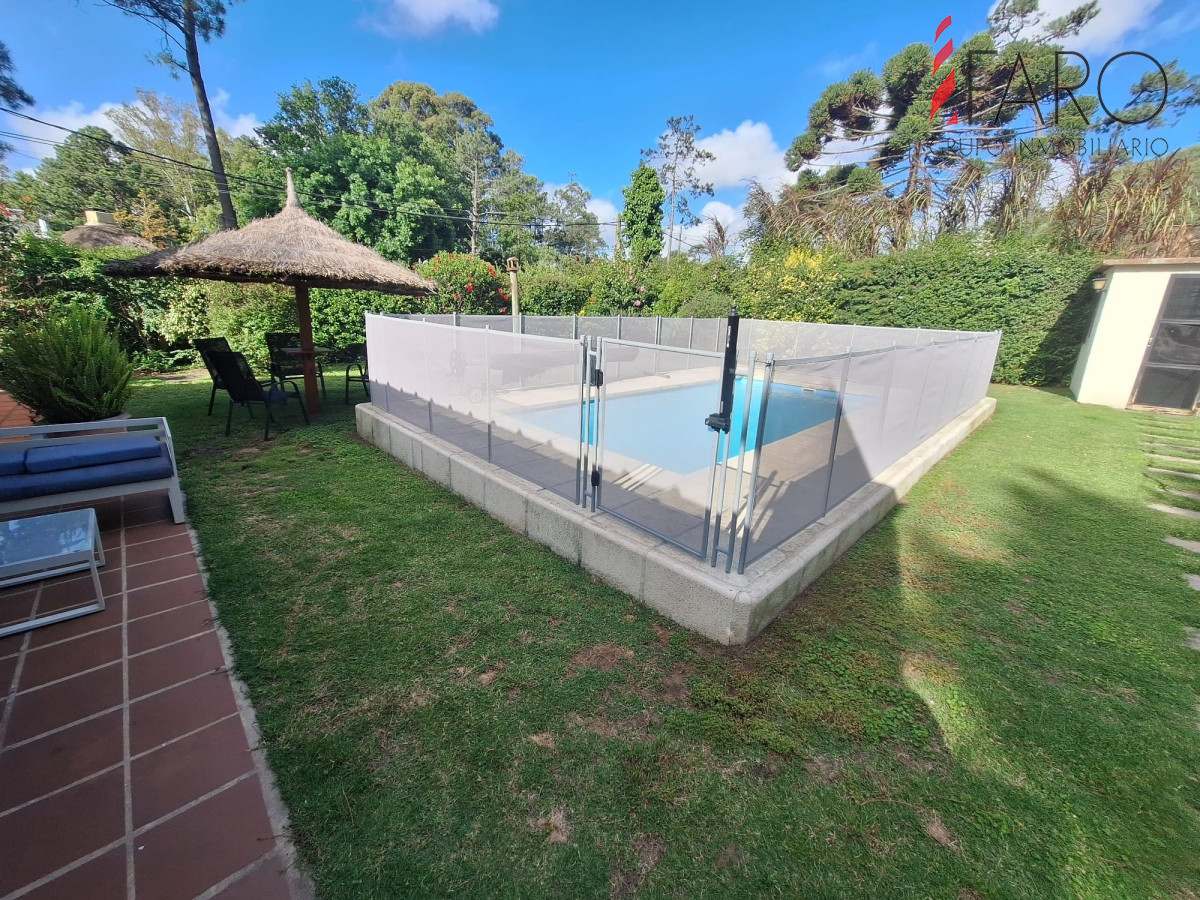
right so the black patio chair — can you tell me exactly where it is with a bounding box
[266,332,326,400]
[195,337,277,415]
[207,350,309,440]
[343,343,370,404]
[194,337,232,416]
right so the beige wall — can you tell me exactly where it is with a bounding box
[1072,265,1200,408]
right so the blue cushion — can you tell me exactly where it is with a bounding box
[0,446,26,476]
[0,447,174,501]
[24,435,162,474]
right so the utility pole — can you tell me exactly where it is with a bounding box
[506,257,520,318]
[614,213,623,261]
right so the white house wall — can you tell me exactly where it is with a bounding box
[1072,265,1200,408]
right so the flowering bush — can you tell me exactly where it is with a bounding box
[415,253,509,315]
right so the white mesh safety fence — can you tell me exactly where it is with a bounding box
[595,340,725,557]
[366,314,1000,569]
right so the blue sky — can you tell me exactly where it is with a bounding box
[4,0,1200,248]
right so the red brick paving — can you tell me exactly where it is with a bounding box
[0,393,310,899]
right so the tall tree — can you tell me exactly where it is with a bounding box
[781,1,1100,250]
[106,89,216,238]
[478,152,552,262]
[642,115,714,256]
[370,82,486,146]
[0,41,34,160]
[100,0,239,230]
[548,178,602,259]
[257,77,369,154]
[251,79,470,260]
[15,127,142,231]
[372,81,518,256]
[621,163,665,266]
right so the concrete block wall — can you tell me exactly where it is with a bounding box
[356,398,996,645]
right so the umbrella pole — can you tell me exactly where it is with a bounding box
[295,284,321,415]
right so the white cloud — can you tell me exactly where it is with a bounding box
[694,120,793,193]
[814,41,879,81]
[676,200,747,258]
[587,197,618,254]
[210,90,261,138]
[6,91,260,168]
[992,0,1163,53]
[364,0,499,37]
[807,135,882,174]
[11,101,118,161]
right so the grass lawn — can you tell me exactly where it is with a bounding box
[130,376,1200,899]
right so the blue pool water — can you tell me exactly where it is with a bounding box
[513,378,844,475]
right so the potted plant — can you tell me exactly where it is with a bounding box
[0,301,134,423]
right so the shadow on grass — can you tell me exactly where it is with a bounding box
[129,377,1200,899]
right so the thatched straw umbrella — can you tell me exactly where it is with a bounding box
[104,170,435,413]
[61,221,155,250]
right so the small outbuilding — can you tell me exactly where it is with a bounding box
[1071,259,1200,413]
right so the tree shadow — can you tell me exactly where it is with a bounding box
[676,456,1200,897]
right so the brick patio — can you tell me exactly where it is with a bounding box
[0,394,312,899]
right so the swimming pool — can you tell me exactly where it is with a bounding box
[513,378,861,475]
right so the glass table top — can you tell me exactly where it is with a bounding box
[0,510,95,569]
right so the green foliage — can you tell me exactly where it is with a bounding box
[516,268,590,316]
[0,232,185,356]
[741,245,840,322]
[246,122,469,261]
[310,289,416,350]
[201,282,298,370]
[548,180,603,259]
[621,164,665,266]
[0,302,133,423]
[826,235,1099,384]
[12,127,142,232]
[416,253,509,314]
[645,255,741,317]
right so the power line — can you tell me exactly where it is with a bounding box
[0,107,617,234]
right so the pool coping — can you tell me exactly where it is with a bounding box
[356,396,997,645]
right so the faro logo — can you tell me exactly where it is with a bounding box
[928,16,1172,128]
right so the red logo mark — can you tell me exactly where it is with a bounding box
[930,15,958,124]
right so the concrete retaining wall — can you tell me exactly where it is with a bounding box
[356,397,996,645]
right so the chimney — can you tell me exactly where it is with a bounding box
[83,210,117,226]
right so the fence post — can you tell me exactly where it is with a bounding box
[519,313,526,335]
[573,314,579,340]
[453,311,460,328]
[616,314,622,340]
[821,350,853,516]
[655,316,662,344]
[484,326,493,463]
[738,354,775,574]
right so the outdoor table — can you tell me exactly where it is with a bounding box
[0,508,106,637]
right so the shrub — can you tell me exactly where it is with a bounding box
[0,232,192,367]
[416,253,509,314]
[740,246,840,322]
[202,282,298,370]
[517,268,590,315]
[0,302,134,423]
[825,235,1099,384]
[310,289,417,350]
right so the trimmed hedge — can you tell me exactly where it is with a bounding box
[826,237,1100,385]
